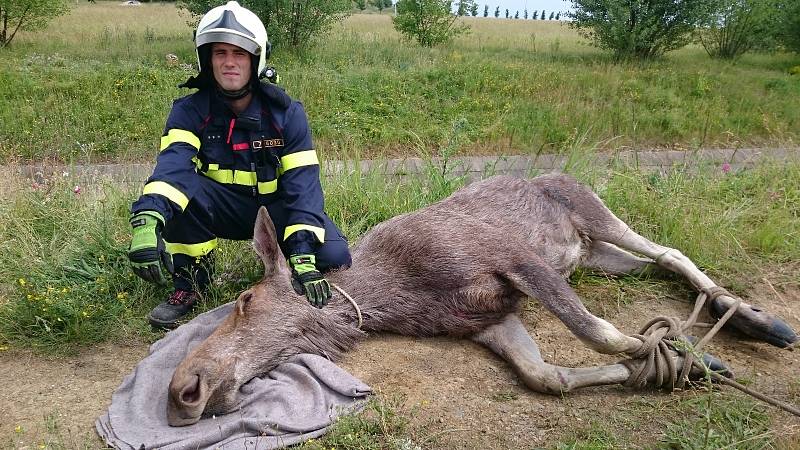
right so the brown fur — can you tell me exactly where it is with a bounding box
[166,173,793,426]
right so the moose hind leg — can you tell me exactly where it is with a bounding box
[582,241,657,276]
[588,208,798,348]
[471,314,630,394]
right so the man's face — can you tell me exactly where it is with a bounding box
[211,42,252,91]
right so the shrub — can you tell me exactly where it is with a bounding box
[392,0,469,47]
[697,0,780,59]
[568,0,719,59]
[0,0,70,48]
[776,0,800,52]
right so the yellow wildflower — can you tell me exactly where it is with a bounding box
[0,346,8,351]
[15,425,22,433]
[18,278,26,286]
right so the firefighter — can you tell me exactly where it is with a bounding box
[127,1,350,329]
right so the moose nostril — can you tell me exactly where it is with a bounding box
[751,307,763,313]
[180,375,201,404]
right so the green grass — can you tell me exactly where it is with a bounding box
[0,159,797,352]
[0,2,798,161]
[297,394,432,450]
[0,161,796,450]
[661,394,773,449]
[555,392,776,449]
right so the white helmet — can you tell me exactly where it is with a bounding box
[195,1,270,78]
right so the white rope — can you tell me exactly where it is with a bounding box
[331,283,362,329]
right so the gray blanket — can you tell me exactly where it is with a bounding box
[96,302,371,450]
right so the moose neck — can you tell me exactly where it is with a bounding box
[323,261,431,336]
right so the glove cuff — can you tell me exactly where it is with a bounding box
[130,210,165,228]
[289,254,317,274]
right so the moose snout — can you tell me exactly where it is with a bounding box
[167,371,209,426]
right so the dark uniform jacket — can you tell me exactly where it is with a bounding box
[131,83,325,256]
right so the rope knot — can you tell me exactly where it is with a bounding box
[622,316,685,389]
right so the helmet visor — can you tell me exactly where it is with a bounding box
[197,31,260,55]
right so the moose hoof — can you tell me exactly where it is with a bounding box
[709,299,799,349]
[674,336,734,381]
[698,352,734,380]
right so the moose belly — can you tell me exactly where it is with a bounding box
[525,222,587,277]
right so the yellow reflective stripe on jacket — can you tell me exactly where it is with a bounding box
[142,181,189,211]
[280,150,319,173]
[165,238,218,257]
[257,179,278,194]
[200,168,278,194]
[284,224,325,243]
[160,129,201,151]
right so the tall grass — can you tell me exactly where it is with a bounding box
[0,158,796,352]
[0,3,798,161]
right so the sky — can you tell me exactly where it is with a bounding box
[467,0,573,15]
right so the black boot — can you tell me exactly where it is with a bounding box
[148,289,201,329]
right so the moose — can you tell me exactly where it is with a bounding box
[166,174,797,426]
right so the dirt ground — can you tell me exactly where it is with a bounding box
[2,283,800,449]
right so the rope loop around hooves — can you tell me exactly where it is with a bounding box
[621,286,800,417]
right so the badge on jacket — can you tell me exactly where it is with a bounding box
[252,139,284,149]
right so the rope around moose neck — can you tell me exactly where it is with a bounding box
[331,283,363,329]
[623,286,800,417]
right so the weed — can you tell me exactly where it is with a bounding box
[491,390,519,402]
[660,394,772,449]
[297,394,430,450]
[556,423,619,449]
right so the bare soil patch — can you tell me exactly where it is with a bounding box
[3,284,800,449]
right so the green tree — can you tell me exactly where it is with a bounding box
[540,9,545,19]
[504,8,508,17]
[372,0,385,11]
[524,8,528,19]
[355,0,367,10]
[533,10,538,19]
[514,10,519,18]
[697,0,779,59]
[555,11,560,20]
[179,0,351,50]
[483,4,488,17]
[0,0,70,48]
[384,0,393,7]
[470,2,478,15]
[494,5,499,17]
[568,0,718,59]
[549,11,554,19]
[393,0,469,47]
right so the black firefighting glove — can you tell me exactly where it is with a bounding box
[289,254,331,308]
[128,211,174,285]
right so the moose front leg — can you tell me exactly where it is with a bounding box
[471,314,630,394]
[503,255,642,356]
[473,314,732,394]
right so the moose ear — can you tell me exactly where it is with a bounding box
[253,207,290,278]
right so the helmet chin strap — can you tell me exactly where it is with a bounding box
[216,83,251,100]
